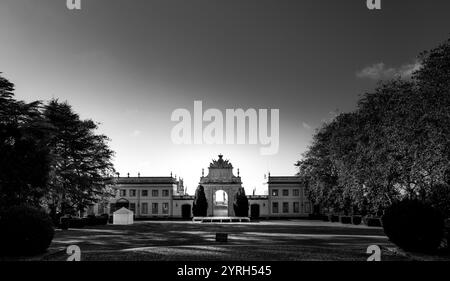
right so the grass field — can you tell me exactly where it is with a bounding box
[42,220,407,261]
[6,219,450,261]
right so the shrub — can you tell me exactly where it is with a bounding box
[59,217,70,230]
[329,215,339,222]
[97,214,109,225]
[193,185,208,217]
[364,217,382,227]
[382,199,444,253]
[0,205,55,256]
[84,215,97,226]
[340,216,352,224]
[68,217,85,228]
[321,215,330,222]
[352,216,362,225]
[233,188,249,217]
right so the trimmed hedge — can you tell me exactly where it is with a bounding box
[382,199,444,253]
[84,215,108,226]
[340,216,352,224]
[329,215,339,222]
[58,214,109,229]
[364,217,382,227]
[352,216,362,225]
[0,205,55,256]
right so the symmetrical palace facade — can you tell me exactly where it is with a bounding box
[90,155,312,219]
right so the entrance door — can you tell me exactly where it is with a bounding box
[181,204,191,219]
[251,204,260,218]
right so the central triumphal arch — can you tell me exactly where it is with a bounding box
[200,154,243,217]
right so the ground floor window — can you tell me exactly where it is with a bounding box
[141,202,148,214]
[97,203,105,215]
[282,202,289,213]
[152,203,158,214]
[272,202,279,213]
[293,202,300,213]
[129,203,136,214]
[162,203,169,214]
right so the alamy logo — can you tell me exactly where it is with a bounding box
[367,0,381,10]
[171,101,280,156]
[66,0,81,10]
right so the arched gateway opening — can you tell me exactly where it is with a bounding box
[213,190,229,216]
[200,154,244,217]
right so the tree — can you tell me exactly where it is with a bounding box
[233,187,249,217]
[192,185,208,216]
[297,37,450,216]
[0,74,52,210]
[43,100,115,216]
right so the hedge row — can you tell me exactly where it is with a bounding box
[319,214,381,227]
[59,214,109,229]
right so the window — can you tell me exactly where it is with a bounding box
[162,203,169,214]
[120,189,126,197]
[162,190,169,197]
[130,189,136,197]
[282,189,289,196]
[293,202,300,213]
[142,190,148,197]
[272,189,278,196]
[97,203,104,215]
[272,202,279,213]
[129,203,136,213]
[283,202,289,213]
[152,203,158,214]
[293,189,300,197]
[152,190,159,197]
[141,203,148,214]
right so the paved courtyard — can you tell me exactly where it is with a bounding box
[35,219,424,261]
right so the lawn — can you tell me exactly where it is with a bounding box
[24,219,425,261]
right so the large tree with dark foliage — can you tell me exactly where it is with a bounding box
[192,185,208,216]
[233,187,249,217]
[43,100,115,216]
[0,74,115,217]
[0,74,52,210]
[297,38,450,216]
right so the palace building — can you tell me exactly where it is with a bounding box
[90,154,312,219]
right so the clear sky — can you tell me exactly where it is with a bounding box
[1,0,450,195]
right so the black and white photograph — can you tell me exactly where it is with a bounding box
[1,0,450,277]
